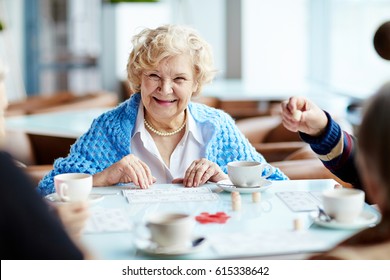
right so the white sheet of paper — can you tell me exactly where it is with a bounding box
[122,186,219,204]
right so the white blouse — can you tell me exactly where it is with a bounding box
[131,105,205,183]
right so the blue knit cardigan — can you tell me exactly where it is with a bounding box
[38,93,288,195]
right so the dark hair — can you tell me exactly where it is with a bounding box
[373,21,390,60]
[358,81,390,213]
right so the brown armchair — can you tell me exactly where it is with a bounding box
[235,115,352,186]
[5,131,54,186]
[24,165,53,186]
[5,91,119,185]
[191,96,221,108]
[236,115,308,162]
[6,90,118,116]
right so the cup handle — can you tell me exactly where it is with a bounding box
[134,222,152,243]
[261,164,275,179]
[58,183,70,202]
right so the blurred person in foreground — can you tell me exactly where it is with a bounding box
[38,24,287,195]
[0,64,90,259]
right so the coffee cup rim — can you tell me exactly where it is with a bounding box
[322,188,364,197]
[147,213,192,225]
[228,161,262,168]
[54,173,92,181]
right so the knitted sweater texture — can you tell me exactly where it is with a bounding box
[38,93,287,195]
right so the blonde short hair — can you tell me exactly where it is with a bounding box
[126,24,216,97]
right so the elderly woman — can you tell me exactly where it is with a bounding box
[38,25,287,195]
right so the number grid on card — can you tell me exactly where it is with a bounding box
[276,191,322,212]
[84,208,133,233]
[122,186,219,204]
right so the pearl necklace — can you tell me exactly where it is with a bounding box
[144,117,186,137]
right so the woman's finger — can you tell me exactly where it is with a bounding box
[192,162,210,187]
[199,165,214,185]
[172,178,184,184]
[130,159,149,188]
[139,160,154,185]
[184,160,198,187]
[121,155,153,188]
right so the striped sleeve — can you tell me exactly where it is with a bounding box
[299,112,363,189]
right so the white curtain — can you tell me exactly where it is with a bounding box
[0,0,26,101]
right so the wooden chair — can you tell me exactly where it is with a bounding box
[24,164,54,186]
[6,90,118,116]
[236,115,308,162]
[235,115,352,186]
[5,91,75,116]
[219,100,282,120]
[191,96,221,108]
[5,131,54,186]
[5,91,119,185]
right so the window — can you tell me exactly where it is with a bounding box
[242,0,308,96]
[326,0,390,99]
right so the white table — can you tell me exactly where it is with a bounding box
[5,108,109,139]
[80,179,380,260]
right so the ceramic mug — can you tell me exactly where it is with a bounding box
[227,161,275,187]
[146,213,194,249]
[322,188,365,223]
[54,173,93,202]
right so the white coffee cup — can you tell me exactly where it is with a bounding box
[322,188,365,223]
[54,173,93,202]
[146,213,194,248]
[227,161,275,187]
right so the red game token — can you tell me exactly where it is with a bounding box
[195,212,230,224]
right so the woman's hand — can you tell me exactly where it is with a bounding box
[281,96,328,137]
[173,158,228,187]
[54,201,89,241]
[93,154,155,189]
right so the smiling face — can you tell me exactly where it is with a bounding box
[127,25,215,98]
[140,54,197,125]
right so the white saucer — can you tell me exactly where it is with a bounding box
[312,210,381,230]
[45,193,104,205]
[217,179,272,193]
[135,237,207,256]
